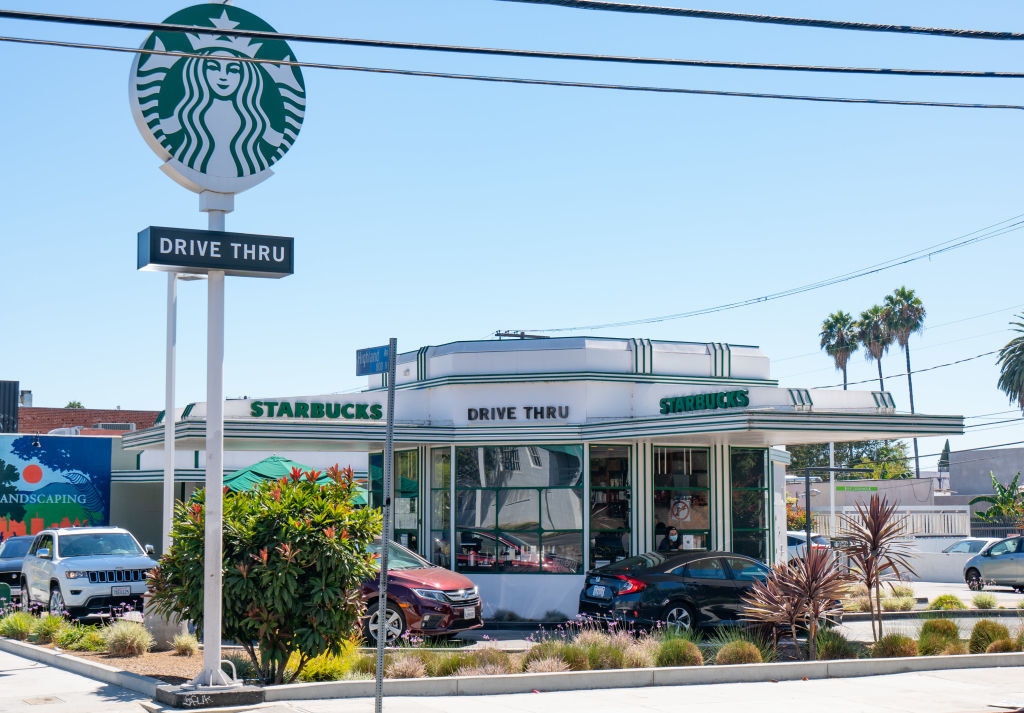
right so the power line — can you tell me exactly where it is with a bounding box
[6,35,1022,112]
[2,8,1022,80]
[497,0,1024,41]
[793,439,1024,470]
[963,417,1023,429]
[521,214,1024,333]
[965,409,1019,419]
[811,348,995,387]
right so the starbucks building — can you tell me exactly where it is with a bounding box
[121,337,962,619]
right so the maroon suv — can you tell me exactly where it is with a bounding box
[361,540,483,643]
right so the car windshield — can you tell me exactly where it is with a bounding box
[367,540,432,570]
[0,538,31,558]
[811,536,830,546]
[58,533,143,558]
[599,552,668,572]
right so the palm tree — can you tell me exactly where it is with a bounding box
[997,314,1024,410]
[884,287,926,478]
[857,305,894,391]
[820,311,860,390]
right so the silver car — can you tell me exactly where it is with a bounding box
[964,535,1024,592]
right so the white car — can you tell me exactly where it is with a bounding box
[942,537,1000,555]
[786,531,832,560]
[20,527,157,618]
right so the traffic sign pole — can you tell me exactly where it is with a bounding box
[374,337,397,713]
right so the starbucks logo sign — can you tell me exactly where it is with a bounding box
[129,4,306,195]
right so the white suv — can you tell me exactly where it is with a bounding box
[20,527,158,618]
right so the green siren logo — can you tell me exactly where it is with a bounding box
[129,4,305,194]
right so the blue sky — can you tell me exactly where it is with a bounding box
[3,1,1023,469]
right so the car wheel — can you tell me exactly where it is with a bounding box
[364,601,406,644]
[19,577,31,609]
[965,569,983,591]
[661,603,695,633]
[1013,586,1024,594]
[48,585,66,617]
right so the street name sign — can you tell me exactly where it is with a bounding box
[356,345,392,376]
[138,226,294,278]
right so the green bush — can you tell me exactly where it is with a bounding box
[103,621,154,657]
[425,652,470,678]
[871,633,917,658]
[56,625,105,652]
[881,596,915,612]
[889,583,914,599]
[655,638,703,667]
[918,632,954,656]
[969,620,1010,654]
[942,640,967,655]
[985,638,1017,654]
[1016,629,1024,651]
[348,654,376,676]
[928,595,966,611]
[149,465,380,685]
[295,650,360,682]
[707,628,776,663]
[972,593,998,610]
[715,641,763,665]
[31,614,68,644]
[222,651,260,681]
[0,612,35,641]
[816,629,859,660]
[172,633,199,656]
[920,618,960,640]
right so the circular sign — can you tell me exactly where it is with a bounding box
[22,464,43,485]
[129,4,306,195]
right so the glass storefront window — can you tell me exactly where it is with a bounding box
[589,445,631,568]
[731,448,768,561]
[653,447,710,550]
[369,449,420,553]
[429,448,450,567]
[455,445,584,574]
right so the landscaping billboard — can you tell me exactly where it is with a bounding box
[0,435,111,538]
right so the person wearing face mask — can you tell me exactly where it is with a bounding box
[658,526,682,551]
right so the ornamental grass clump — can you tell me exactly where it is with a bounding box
[928,595,966,611]
[881,596,915,612]
[526,657,570,673]
[623,636,660,668]
[889,582,915,599]
[942,640,967,655]
[0,611,35,641]
[985,638,1017,654]
[969,620,1010,654]
[871,633,917,658]
[816,629,860,660]
[972,593,998,610]
[425,651,470,678]
[715,641,763,665]
[55,624,104,652]
[655,637,703,667]
[918,632,955,656]
[385,653,426,679]
[920,618,960,640]
[31,614,68,644]
[103,620,154,657]
[172,633,199,656]
[149,465,380,685]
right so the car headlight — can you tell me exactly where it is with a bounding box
[63,570,90,580]
[412,588,449,602]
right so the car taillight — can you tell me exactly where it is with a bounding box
[613,575,646,594]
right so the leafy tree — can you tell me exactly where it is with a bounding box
[820,311,859,390]
[149,465,381,685]
[857,305,894,391]
[64,401,84,409]
[997,314,1024,410]
[883,287,926,478]
[788,440,909,476]
[0,457,27,522]
[968,472,1024,523]
[857,441,912,480]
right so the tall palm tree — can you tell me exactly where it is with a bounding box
[997,314,1024,410]
[820,311,860,390]
[857,305,894,391]
[884,287,926,478]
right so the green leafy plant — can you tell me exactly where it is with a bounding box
[871,633,917,658]
[222,651,260,681]
[655,637,703,667]
[32,614,68,644]
[968,472,1024,523]
[54,624,104,652]
[0,612,35,641]
[715,641,763,665]
[172,633,199,656]
[969,620,1010,654]
[918,632,955,656]
[972,593,998,610]
[424,651,471,677]
[149,465,380,685]
[998,315,1024,411]
[928,595,966,611]
[103,621,154,657]
[839,494,916,641]
[816,629,860,660]
[889,582,914,598]
[985,638,1017,654]
[881,596,915,612]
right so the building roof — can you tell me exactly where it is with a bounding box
[17,407,159,435]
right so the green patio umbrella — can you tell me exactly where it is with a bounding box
[224,455,367,505]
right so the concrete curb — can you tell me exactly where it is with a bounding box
[0,636,161,698]
[263,651,1024,701]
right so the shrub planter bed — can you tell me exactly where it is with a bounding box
[843,609,1024,621]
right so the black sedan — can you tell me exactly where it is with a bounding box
[0,536,34,597]
[578,550,769,631]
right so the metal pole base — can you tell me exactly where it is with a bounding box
[187,666,236,688]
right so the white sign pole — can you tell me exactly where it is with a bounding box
[374,338,398,713]
[163,272,177,555]
[196,197,233,687]
[828,441,836,537]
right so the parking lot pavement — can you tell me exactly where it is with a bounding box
[911,581,1023,608]
[0,649,149,713]
[283,667,1024,713]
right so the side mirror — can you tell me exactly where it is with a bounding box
[36,548,51,559]
[145,544,156,556]
[982,550,992,557]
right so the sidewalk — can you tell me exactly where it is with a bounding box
[0,649,148,713]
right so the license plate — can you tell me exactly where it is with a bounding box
[111,586,131,597]
[464,606,476,619]
[591,585,607,598]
